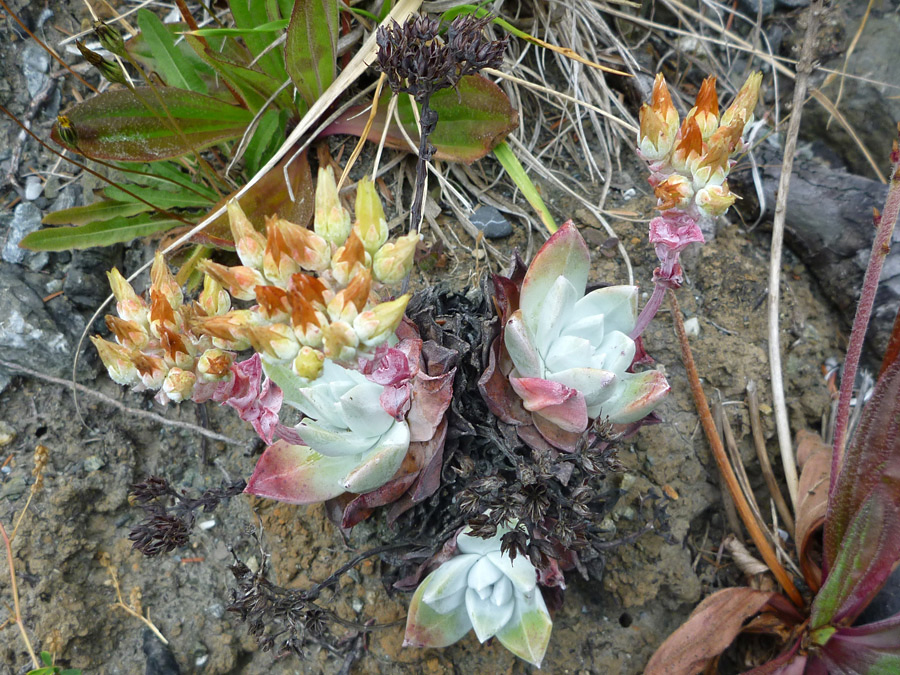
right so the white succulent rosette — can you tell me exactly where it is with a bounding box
[502,222,669,446]
[404,525,553,667]
[246,358,410,502]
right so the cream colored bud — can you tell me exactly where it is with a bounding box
[91,336,139,386]
[198,276,231,316]
[696,184,737,217]
[198,260,265,301]
[197,348,234,382]
[353,294,410,346]
[107,268,149,326]
[151,252,183,309]
[162,368,197,403]
[246,323,300,363]
[322,321,359,363]
[292,346,325,380]
[227,200,267,271]
[314,166,352,245]
[373,232,420,284]
[355,177,389,254]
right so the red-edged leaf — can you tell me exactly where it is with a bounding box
[795,429,832,592]
[322,75,518,163]
[245,439,349,504]
[284,0,338,106]
[194,150,314,247]
[644,588,784,675]
[742,640,812,675]
[477,336,530,425]
[509,376,587,433]
[818,613,900,673]
[407,368,455,442]
[52,87,254,161]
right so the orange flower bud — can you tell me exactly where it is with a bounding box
[692,140,729,189]
[104,315,148,350]
[654,175,694,212]
[691,76,719,140]
[638,74,680,160]
[288,292,325,348]
[227,199,267,271]
[314,166,352,245]
[264,216,331,279]
[199,260,265,301]
[131,351,168,389]
[245,323,300,363]
[327,268,372,323]
[197,348,234,382]
[331,228,369,287]
[255,285,291,322]
[671,115,704,174]
[90,336,139,386]
[720,71,762,133]
[150,252,183,310]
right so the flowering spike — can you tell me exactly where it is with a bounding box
[162,368,197,403]
[292,345,325,380]
[245,323,300,363]
[314,166,352,245]
[671,115,704,174]
[151,252,183,309]
[197,348,234,382]
[654,175,694,212]
[104,315,148,350]
[227,199,267,271]
[692,76,719,140]
[355,176,389,254]
[197,276,231,316]
[265,216,331,278]
[720,71,763,132]
[353,295,411,346]
[373,232,421,284]
[107,268,149,326]
[198,260,264,301]
[90,336,139,386]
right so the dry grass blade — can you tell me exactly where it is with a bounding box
[746,381,795,533]
[669,289,803,607]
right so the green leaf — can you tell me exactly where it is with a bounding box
[136,9,207,93]
[127,22,215,81]
[493,141,556,234]
[42,200,153,226]
[124,161,219,200]
[228,0,288,81]
[20,215,183,251]
[284,0,339,106]
[184,19,288,39]
[185,35,295,113]
[324,75,519,163]
[25,668,57,675]
[244,108,288,176]
[52,87,255,161]
[103,184,214,210]
[41,653,53,667]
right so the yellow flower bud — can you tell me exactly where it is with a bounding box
[314,166,352,246]
[245,323,300,363]
[264,216,331,279]
[104,315,148,350]
[107,268,149,326]
[355,177,389,254]
[720,71,762,133]
[198,276,231,316]
[162,368,197,403]
[227,199,267,271]
[292,346,325,380]
[197,348,234,383]
[322,320,359,363]
[696,184,737,218]
[90,336,139,386]
[353,294,410,346]
[331,228,369,287]
[373,232,420,285]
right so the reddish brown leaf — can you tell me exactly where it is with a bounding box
[645,588,783,675]
[795,429,832,592]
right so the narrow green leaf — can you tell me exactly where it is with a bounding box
[493,141,556,234]
[42,200,152,226]
[184,19,288,38]
[103,184,214,209]
[185,35,295,113]
[277,0,294,20]
[284,0,339,106]
[228,0,288,81]
[40,653,53,668]
[324,75,518,163]
[52,87,255,161]
[127,21,215,81]
[126,161,219,200]
[20,215,183,251]
[245,108,288,176]
[137,9,207,93]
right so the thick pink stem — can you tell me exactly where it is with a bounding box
[631,282,667,339]
[830,152,900,498]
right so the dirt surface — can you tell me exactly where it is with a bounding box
[0,1,853,674]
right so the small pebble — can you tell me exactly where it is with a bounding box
[0,421,16,446]
[24,176,43,201]
[198,519,216,530]
[622,188,636,201]
[84,455,105,472]
[470,205,512,239]
[683,317,701,336]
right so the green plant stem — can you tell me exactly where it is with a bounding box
[493,141,556,234]
[1,521,39,668]
[669,289,804,607]
[831,142,900,495]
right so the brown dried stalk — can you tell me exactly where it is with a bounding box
[669,289,803,607]
[746,381,795,533]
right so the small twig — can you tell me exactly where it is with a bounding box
[0,521,39,668]
[746,381,795,533]
[670,289,803,607]
[4,76,58,196]
[337,73,387,191]
[0,358,244,447]
[767,0,824,512]
[102,559,168,645]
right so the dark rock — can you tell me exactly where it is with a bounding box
[470,204,513,239]
[777,0,809,6]
[2,202,42,265]
[143,628,181,675]
[63,248,123,309]
[20,42,49,98]
[737,0,774,17]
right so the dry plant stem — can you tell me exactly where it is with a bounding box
[747,381,795,533]
[338,72,387,191]
[105,564,168,644]
[767,0,823,513]
[669,289,803,607]
[0,522,39,668]
[831,141,900,494]
[713,405,746,537]
[0,358,244,447]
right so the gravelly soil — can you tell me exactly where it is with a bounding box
[0,1,851,674]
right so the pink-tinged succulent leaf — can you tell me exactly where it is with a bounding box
[648,214,705,255]
[572,286,638,337]
[812,487,900,627]
[818,612,900,673]
[217,354,283,443]
[364,346,413,386]
[519,221,590,332]
[379,381,413,421]
[529,414,581,453]
[478,337,531,425]
[325,75,518,163]
[548,368,617,407]
[407,368,455,443]
[795,429,832,592]
[404,561,476,649]
[407,419,448,502]
[245,440,348,504]
[341,422,411,494]
[493,587,553,668]
[825,362,900,575]
[742,641,811,675]
[503,311,543,378]
[645,588,783,675]
[510,377,588,433]
[597,370,670,425]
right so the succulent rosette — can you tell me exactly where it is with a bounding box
[404,524,553,667]
[481,221,669,451]
[245,321,456,526]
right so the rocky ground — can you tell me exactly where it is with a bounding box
[0,1,897,674]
